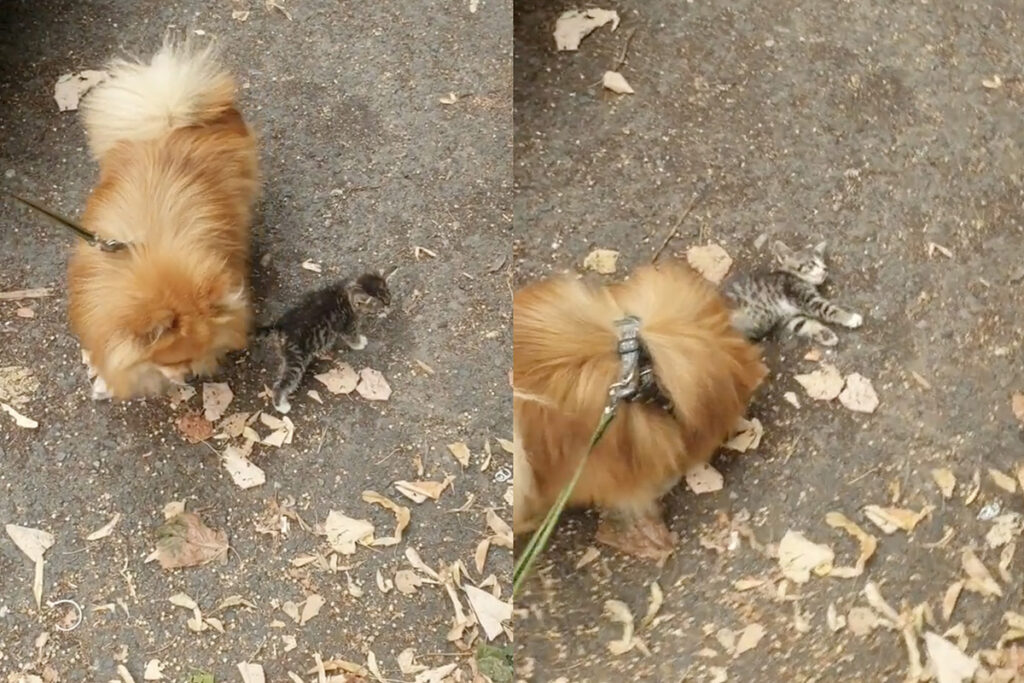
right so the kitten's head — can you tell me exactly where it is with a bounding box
[772,240,827,285]
[347,272,392,316]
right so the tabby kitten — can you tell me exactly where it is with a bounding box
[723,240,862,346]
[257,272,392,414]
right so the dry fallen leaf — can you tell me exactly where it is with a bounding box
[414,663,459,683]
[394,477,454,503]
[847,606,882,636]
[932,468,957,499]
[554,8,620,51]
[447,441,471,468]
[1,401,38,428]
[986,513,1023,549]
[362,491,410,547]
[397,649,428,675]
[323,510,375,554]
[989,468,1018,493]
[982,75,1004,90]
[85,513,121,541]
[641,581,664,629]
[962,548,1002,597]
[222,445,267,490]
[942,581,964,621]
[315,363,359,394]
[723,416,763,453]
[464,584,512,641]
[838,373,879,413]
[0,365,40,405]
[576,546,601,569]
[583,248,619,274]
[827,603,846,632]
[794,363,844,401]
[300,594,326,625]
[202,382,233,422]
[395,569,425,595]
[603,70,634,94]
[143,659,165,680]
[301,260,323,273]
[862,505,933,534]
[6,523,54,607]
[1012,393,1024,424]
[603,599,637,655]
[237,662,266,683]
[686,243,733,284]
[777,530,834,583]
[356,368,392,401]
[734,623,766,656]
[146,512,228,570]
[54,70,107,111]
[924,631,978,683]
[685,463,724,494]
[175,412,213,443]
[825,511,877,577]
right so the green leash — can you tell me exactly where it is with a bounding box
[3,190,131,252]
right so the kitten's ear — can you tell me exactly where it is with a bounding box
[813,240,827,255]
[771,241,792,259]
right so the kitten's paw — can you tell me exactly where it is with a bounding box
[844,312,864,329]
[815,329,840,346]
[346,334,368,351]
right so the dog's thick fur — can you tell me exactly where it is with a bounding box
[68,41,260,399]
[513,262,767,534]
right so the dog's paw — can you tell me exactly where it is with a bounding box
[91,376,112,401]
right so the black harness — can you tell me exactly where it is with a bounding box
[610,315,673,413]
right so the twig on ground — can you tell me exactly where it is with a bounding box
[652,185,710,263]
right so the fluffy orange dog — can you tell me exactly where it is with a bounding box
[513,261,766,559]
[69,41,259,399]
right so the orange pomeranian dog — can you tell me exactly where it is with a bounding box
[68,41,259,400]
[513,261,766,560]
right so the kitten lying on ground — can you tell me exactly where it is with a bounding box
[256,272,392,413]
[723,240,863,346]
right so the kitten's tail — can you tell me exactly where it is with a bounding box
[80,38,237,159]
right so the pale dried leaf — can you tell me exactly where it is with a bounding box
[237,662,266,683]
[1,402,38,428]
[986,513,1023,549]
[990,468,1018,493]
[116,664,137,683]
[202,382,233,422]
[405,547,441,580]
[734,623,765,656]
[982,75,1004,89]
[826,603,846,632]
[847,606,881,636]
[414,663,459,683]
[964,469,982,505]
[215,411,249,438]
[464,584,512,641]
[376,569,393,593]
[962,548,1002,597]
[576,546,601,569]
[862,504,933,534]
[641,581,664,629]
[603,599,636,655]
[554,9,620,51]
[447,441,471,468]
[362,491,410,546]
[324,511,375,554]
[474,538,491,574]
[143,659,165,680]
[583,248,619,274]
[942,581,964,621]
[85,513,121,541]
[300,594,326,625]
[307,389,323,404]
[169,593,198,610]
[146,512,228,569]
[932,468,957,499]
[0,365,40,405]
[794,363,844,401]
[495,437,514,454]
[1013,393,1024,424]
[222,445,266,490]
[397,649,427,675]
[777,530,834,583]
[685,463,724,494]
[394,477,454,503]
[838,373,879,413]
[54,70,107,111]
[723,417,763,453]
[301,260,322,273]
[395,569,425,595]
[602,70,634,94]
[825,511,877,577]
[924,631,978,683]
[175,412,213,443]
[315,363,359,394]
[686,244,733,284]
[5,524,53,564]
[356,368,392,401]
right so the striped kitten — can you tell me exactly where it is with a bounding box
[724,240,862,346]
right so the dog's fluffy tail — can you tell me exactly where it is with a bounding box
[81,40,236,159]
